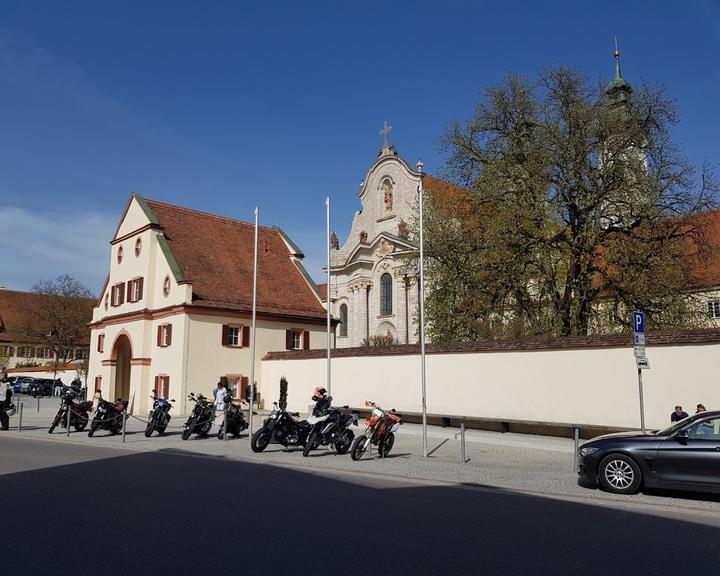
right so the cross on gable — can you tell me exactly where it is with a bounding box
[379,120,392,147]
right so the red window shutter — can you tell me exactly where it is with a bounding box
[285,330,292,350]
[242,325,250,347]
[138,277,144,300]
[154,375,159,393]
[161,376,169,398]
[110,286,116,306]
[303,331,309,350]
[222,324,229,346]
[126,281,132,302]
[119,283,125,305]
[157,325,162,346]
[240,376,249,399]
[167,324,172,346]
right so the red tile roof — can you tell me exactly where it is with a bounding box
[142,198,327,320]
[316,283,328,301]
[0,289,94,343]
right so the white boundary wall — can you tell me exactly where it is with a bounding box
[262,342,720,431]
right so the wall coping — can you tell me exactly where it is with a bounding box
[262,329,720,361]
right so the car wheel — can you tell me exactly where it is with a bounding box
[598,454,642,494]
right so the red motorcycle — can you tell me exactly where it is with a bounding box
[49,390,93,433]
[350,401,402,460]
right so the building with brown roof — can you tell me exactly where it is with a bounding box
[88,194,329,414]
[0,288,92,370]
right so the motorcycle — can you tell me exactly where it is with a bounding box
[181,393,215,440]
[302,396,359,457]
[217,394,248,439]
[88,398,127,437]
[251,402,311,452]
[351,401,402,460]
[49,390,93,434]
[144,390,175,437]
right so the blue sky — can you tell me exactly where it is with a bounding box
[1,0,719,293]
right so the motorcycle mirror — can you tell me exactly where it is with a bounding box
[171,399,176,402]
[364,400,372,407]
[152,389,156,393]
[343,405,349,409]
[189,392,195,396]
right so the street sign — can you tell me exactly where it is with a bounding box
[633,311,645,334]
[634,345,646,358]
[634,333,645,346]
[636,357,650,370]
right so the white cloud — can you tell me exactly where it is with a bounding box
[0,206,115,294]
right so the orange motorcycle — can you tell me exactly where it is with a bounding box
[350,401,402,460]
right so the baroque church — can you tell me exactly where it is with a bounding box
[325,128,459,348]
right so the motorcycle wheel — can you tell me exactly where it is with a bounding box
[88,420,99,437]
[350,435,368,461]
[379,432,395,458]
[48,414,61,434]
[157,425,167,434]
[302,430,319,457]
[251,428,271,452]
[334,429,354,455]
[199,422,211,436]
[144,419,156,438]
[74,416,88,432]
[181,425,194,440]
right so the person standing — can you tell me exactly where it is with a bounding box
[670,405,689,422]
[213,380,227,415]
[696,403,707,414]
[0,369,12,431]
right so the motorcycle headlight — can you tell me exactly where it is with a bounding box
[579,447,599,457]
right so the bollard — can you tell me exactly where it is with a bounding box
[18,402,23,431]
[460,423,466,464]
[573,427,580,472]
[37,396,40,413]
[223,406,229,441]
[66,403,71,437]
[122,411,128,443]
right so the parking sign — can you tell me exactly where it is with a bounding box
[633,311,644,334]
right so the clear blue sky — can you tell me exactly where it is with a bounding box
[1,0,719,293]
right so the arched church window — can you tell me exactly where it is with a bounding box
[117,245,124,264]
[339,303,348,337]
[380,273,392,316]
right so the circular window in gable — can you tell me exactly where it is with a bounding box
[163,275,171,297]
[117,245,124,264]
[135,237,142,256]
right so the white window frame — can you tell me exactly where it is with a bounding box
[292,331,302,350]
[708,300,720,319]
[228,326,240,347]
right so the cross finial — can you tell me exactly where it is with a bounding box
[379,120,392,147]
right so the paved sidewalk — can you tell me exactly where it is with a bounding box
[4,395,719,518]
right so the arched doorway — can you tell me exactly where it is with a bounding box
[111,334,132,401]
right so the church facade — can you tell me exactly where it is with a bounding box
[327,144,449,347]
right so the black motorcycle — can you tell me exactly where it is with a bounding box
[302,398,358,457]
[144,391,175,437]
[88,398,128,437]
[217,395,248,439]
[181,393,215,440]
[251,402,312,452]
[48,390,93,434]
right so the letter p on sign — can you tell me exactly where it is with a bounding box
[633,311,645,334]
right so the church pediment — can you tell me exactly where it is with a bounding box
[333,231,416,271]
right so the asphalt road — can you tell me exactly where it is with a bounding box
[2,436,719,576]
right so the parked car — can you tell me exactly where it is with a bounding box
[28,379,60,397]
[6,376,19,392]
[14,377,36,394]
[578,410,720,495]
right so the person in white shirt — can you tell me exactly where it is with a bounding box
[0,369,12,431]
[213,381,227,415]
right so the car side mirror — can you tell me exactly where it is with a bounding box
[675,429,689,445]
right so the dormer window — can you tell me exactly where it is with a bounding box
[135,237,142,256]
[117,245,124,264]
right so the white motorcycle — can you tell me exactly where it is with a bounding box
[302,396,359,457]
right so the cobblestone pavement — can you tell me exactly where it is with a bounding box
[5,395,719,520]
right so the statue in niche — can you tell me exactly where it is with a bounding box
[330,231,339,249]
[382,179,393,211]
[359,230,368,244]
[398,219,409,238]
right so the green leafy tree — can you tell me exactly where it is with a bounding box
[418,66,718,341]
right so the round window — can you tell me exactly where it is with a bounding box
[117,245,124,264]
[135,237,142,256]
[163,275,171,297]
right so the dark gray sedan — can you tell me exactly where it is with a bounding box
[578,410,720,495]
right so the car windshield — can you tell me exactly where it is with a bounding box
[655,414,701,436]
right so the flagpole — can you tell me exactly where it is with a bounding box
[326,197,332,397]
[249,206,259,437]
[417,160,428,458]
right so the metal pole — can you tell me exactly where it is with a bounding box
[248,207,259,438]
[417,160,428,458]
[573,427,580,472]
[638,368,646,434]
[460,423,466,464]
[326,197,332,397]
[122,411,127,443]
[37,396,40,413]
[66,399,71,437]
[18,402,23,431]
[223,404,229,441]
